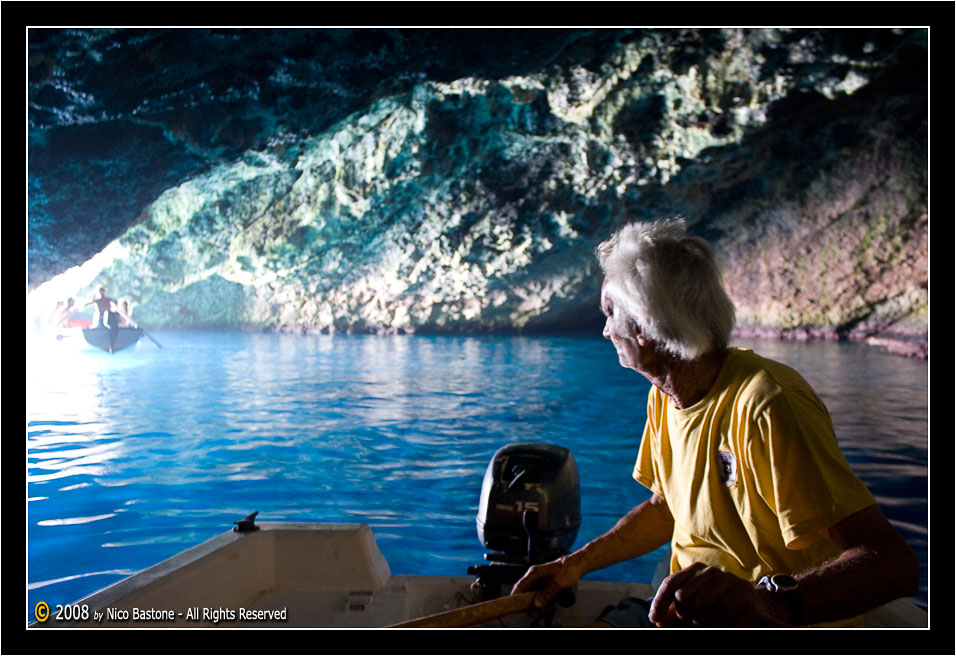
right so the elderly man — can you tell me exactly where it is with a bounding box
[512,218,918,627]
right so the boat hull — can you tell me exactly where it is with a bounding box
[33,522,927,629]
[82,327,143,353]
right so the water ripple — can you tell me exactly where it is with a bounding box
[26,333,928,616]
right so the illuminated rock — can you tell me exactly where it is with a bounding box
[27,28,927,354]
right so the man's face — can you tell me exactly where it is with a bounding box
[600,282,646,372]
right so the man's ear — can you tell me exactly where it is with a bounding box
[625,317,646,345]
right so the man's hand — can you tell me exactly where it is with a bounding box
[648,563,788,627]
[511,555,584,612]
[509,495,673,615]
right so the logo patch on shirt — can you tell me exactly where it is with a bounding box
[718,451,737,488]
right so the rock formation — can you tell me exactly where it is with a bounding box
[27,28,928,357]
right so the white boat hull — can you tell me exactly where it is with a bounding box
[35,522,926,628]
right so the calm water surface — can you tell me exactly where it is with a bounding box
[26,332,928,620]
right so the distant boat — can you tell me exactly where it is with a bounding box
[82,327,143,353]
[64,316,92,329]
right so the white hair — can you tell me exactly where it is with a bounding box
[596,217,735,360]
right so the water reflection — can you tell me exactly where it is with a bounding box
[735,338,928,485]
[26,332,928,617]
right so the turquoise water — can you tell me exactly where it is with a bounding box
[26,332,928,621]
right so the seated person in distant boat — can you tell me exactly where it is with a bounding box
[49,297,77,329]
[512,217,919,628]
[115,300,135,328]
[48,300,67,327]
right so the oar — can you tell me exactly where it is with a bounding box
[134,323,163,349]
[389,591,536,628]
[114,306,163,349]
[142,330,163,349]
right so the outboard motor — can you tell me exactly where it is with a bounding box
[469,443,581,601]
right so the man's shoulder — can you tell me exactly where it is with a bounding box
[725,349,805,405]
[726,348,827,419]
[728,348,811,386]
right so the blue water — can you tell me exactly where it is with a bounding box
[26,332,928,621]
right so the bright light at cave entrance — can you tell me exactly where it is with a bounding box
[27,241,130,336]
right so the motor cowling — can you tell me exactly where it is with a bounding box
[476,443,581,565]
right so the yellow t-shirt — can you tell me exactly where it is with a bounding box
[633,348,875,622]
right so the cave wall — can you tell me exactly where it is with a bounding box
[27,28,928,355]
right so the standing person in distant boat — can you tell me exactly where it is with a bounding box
[512,217,919,628]
[86,287,117,329]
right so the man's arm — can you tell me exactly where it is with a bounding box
[512,493,674,610]
[649,503,919,627]
[795,503,919,624]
